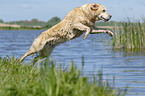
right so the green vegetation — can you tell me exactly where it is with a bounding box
[0,17,61,30]
[45,17,61,28]
[5,17,61,28]
[0,26,42,30]
[5,19,45,27]
[0,56,127,96]
[0,19,4,23]
[95,21,122,27]
[112,19,145,51]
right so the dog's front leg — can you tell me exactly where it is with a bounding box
[90,28,114,36]
[72,23,91,39]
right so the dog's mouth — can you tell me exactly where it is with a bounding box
[99,16,110,22]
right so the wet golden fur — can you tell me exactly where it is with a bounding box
[19,3,113,64]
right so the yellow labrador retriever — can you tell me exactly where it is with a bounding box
[19,3,113,64]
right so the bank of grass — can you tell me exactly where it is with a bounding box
[0,56,127,96]
[112,19,145,51]
[0,26,42,30]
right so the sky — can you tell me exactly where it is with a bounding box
[0,0,145,22]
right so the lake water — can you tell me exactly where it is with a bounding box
[0,30,145,96]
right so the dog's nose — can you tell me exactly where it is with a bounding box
[105,15,112,22]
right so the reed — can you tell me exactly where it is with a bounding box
[0,56,128,96]
[112,19,145,51]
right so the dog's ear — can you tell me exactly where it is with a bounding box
[90,3,98,11]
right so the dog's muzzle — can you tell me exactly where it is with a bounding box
[100,15,112,22]
[98,13,112,22]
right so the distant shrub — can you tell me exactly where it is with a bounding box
[45,17,61,28]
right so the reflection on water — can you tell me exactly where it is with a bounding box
[0,30,145,96]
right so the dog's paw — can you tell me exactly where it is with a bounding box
[83,35,87,39]
[106,30,114,36]
[83,33,89,39]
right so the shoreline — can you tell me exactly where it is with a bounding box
[0,26,43,30]
[0,23,122,30]
[0,23,43,30]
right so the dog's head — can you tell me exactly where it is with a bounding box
[88,3,112,22]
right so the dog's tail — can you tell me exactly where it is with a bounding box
[18,51,35,63]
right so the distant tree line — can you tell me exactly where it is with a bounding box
[0,17,61,28]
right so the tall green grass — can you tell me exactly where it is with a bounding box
[0,56,127,96]
[112,19,145,51]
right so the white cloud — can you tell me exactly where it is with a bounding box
[21,4,31,8]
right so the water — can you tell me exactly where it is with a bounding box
[0,30,145,96]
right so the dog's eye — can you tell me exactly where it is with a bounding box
[103,10,106,12]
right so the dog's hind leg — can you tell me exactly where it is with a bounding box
[31,55,46,65]
[31,46,55,65]
[31,39,56,65]
[19,37,57,64]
